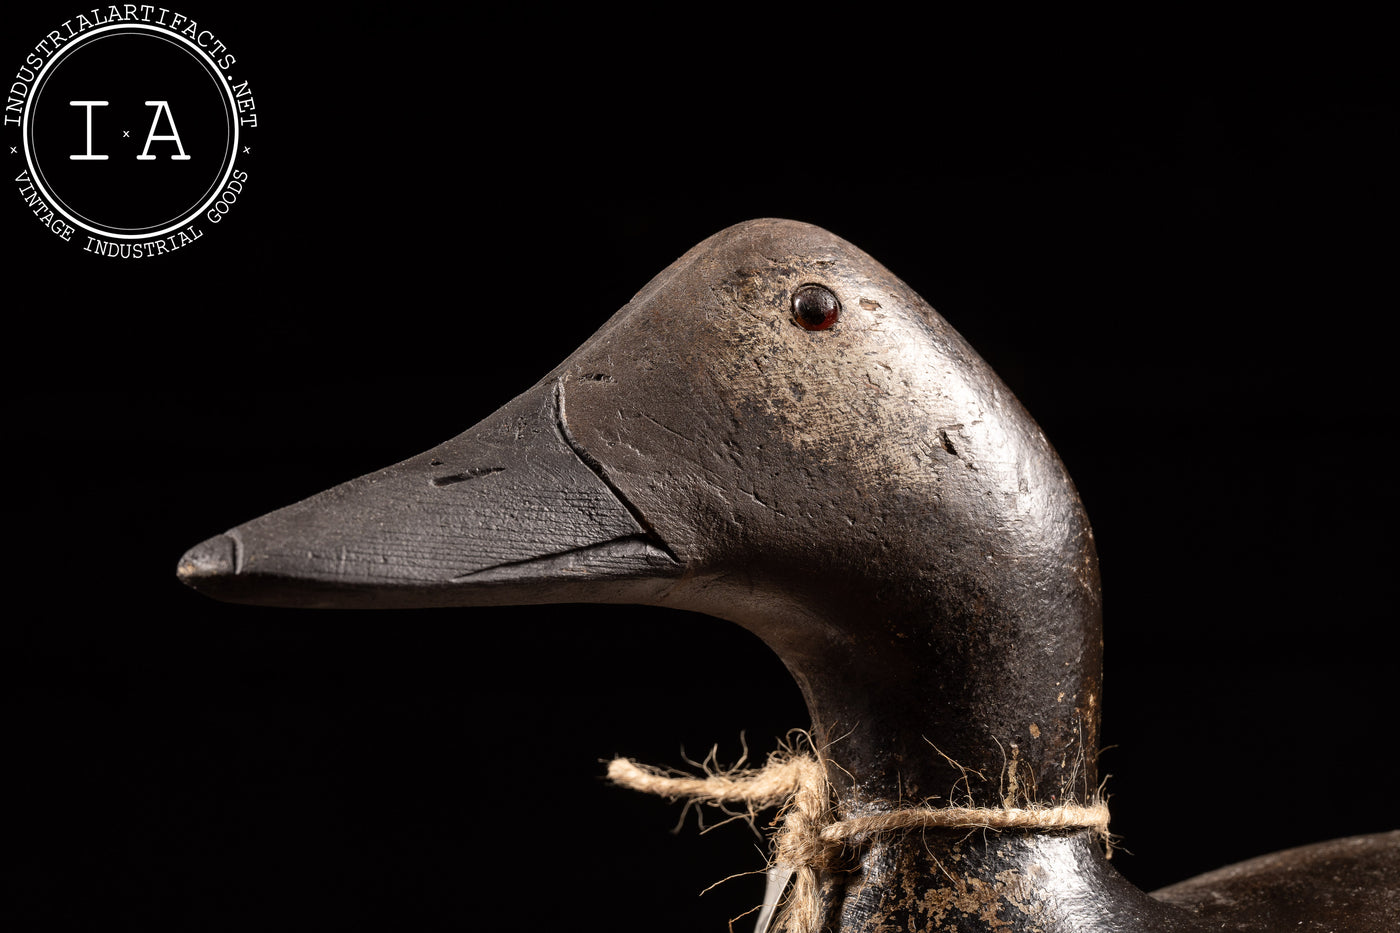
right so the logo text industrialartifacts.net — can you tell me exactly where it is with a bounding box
[8,7,257,258]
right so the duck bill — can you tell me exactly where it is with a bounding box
[176,377,683,610]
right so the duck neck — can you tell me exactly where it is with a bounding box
[796,594,1103,815]
[767,591,1150,932]
[754,500,1120,930]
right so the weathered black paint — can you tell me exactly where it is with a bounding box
[180,220,1397,931]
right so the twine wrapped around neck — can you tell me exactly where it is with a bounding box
[607,748,1110,933]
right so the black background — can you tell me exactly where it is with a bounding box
[9,8,1393,931]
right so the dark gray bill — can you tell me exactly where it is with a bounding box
[177,378,682,609]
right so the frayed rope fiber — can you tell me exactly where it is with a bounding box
[607,750,1110,933]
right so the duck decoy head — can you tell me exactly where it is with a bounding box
[178,219,1400,933]
[180,218,1102,807]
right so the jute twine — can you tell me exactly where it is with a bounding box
[607,749,1110,933]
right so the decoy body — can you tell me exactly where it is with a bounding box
[179,219,1396,931]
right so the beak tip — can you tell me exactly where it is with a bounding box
[177,533,238,588]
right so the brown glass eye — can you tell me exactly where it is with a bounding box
[792,284,840,331]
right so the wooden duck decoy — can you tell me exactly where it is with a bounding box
[178,219,1396,932]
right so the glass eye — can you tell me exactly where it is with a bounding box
[792,284,840,331]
